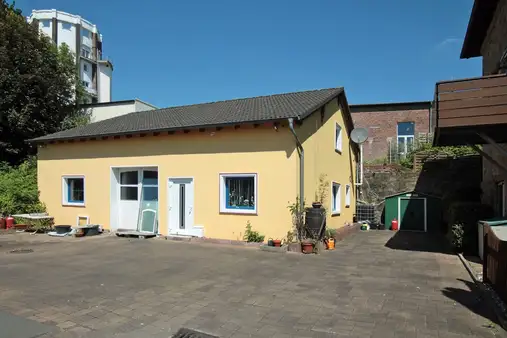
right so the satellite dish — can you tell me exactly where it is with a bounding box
[350,128,368,144]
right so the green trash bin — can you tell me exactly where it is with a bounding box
[478,218,507,260]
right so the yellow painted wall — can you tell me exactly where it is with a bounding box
[38,126,298,241]
[296,98,357,229]
[37,99,356,241]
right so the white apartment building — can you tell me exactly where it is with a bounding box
[84,99,158,123]
[27,9,113,103]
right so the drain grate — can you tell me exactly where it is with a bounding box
[172,328,219,338]
[9,248,34,254]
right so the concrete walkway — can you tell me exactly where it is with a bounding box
[0,231,502,337]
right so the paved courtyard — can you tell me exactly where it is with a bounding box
[0,231,503,338]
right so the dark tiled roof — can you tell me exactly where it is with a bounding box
[32,88,344,142]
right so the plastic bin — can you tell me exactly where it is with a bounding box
[478,218,507,260]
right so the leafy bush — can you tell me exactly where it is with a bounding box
[243,221,265,242]
[446,202,493,254]
[450,223,465,252]
[400,143,478,169]
[0,158,45,215]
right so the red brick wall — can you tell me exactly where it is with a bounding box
[350,105,431,162]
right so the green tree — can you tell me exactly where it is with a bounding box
[0,1,89,165]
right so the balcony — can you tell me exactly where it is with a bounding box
[433,74,507,146]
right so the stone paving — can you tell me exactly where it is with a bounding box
[0,231,504,337]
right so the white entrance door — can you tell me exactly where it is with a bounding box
[119,169,140,230]
[168,178,194,235]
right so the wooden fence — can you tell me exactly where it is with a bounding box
[484,224,507,304]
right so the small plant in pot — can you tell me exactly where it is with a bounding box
[301,239,315,254]
[324,228,337,250]
[312,174,329,209]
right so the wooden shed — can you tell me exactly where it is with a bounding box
[385,191,442,232]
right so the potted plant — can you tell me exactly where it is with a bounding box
[324,228,337,250]
[312,174,329,209]
[301,239,315,254]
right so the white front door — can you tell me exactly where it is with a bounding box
[119,169,140,230]
[168,178,194,235]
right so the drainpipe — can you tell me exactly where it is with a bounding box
[288,118,304,212]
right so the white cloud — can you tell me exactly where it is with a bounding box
[435,38,461,49]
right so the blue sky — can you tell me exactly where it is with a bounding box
[17,0,481,107]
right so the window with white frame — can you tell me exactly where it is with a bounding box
[62,22,72,30]
[331,182,341,214]
[62,176,85,206]
[81,48,90,59]
[81,28,91,38]
[41,20,50,28]
[83,64,88,72]
[335,123,342,152]
[220,174,257,214]
[397,122,415,156]
[345,184,351,207]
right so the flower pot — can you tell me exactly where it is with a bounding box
[301,241,314,254]
[326,238,335,250]
[272,239,282,247]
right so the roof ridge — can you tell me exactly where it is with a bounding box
[153,87,341,112]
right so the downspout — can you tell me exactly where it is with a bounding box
[288,118,304,212]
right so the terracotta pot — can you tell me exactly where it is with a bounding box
[272,239,282,247]
[301,242,314,254]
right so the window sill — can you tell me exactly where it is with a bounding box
[62,202,85,207]
[345,205,350,208]
[335,149,342,154]
[220,211,258,216]
[331,212,341,217]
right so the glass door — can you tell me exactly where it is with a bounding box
[138,170,158,233]
[119,170,140,231]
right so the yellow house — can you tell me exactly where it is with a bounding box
[32,88,358,241]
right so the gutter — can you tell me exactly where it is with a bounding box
[288,118,304,212]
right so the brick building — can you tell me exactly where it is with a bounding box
[350,101,432,162]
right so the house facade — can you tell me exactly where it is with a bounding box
[350,101,432,162]
[433,0,507,218]
[33,88,357,241]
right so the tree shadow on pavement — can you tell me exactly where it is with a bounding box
[441,278,499,325]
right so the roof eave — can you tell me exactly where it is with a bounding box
[29,117,291,144]
[460,0,499,59]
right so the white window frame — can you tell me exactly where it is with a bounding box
[62,22,72,31]
[62,175,85,206]
[81,48,90,59]
[331,182,341,215]
[345,184,351,207]
[335,123,343,153]
[42,20,50,28]
[219,173,257,214]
